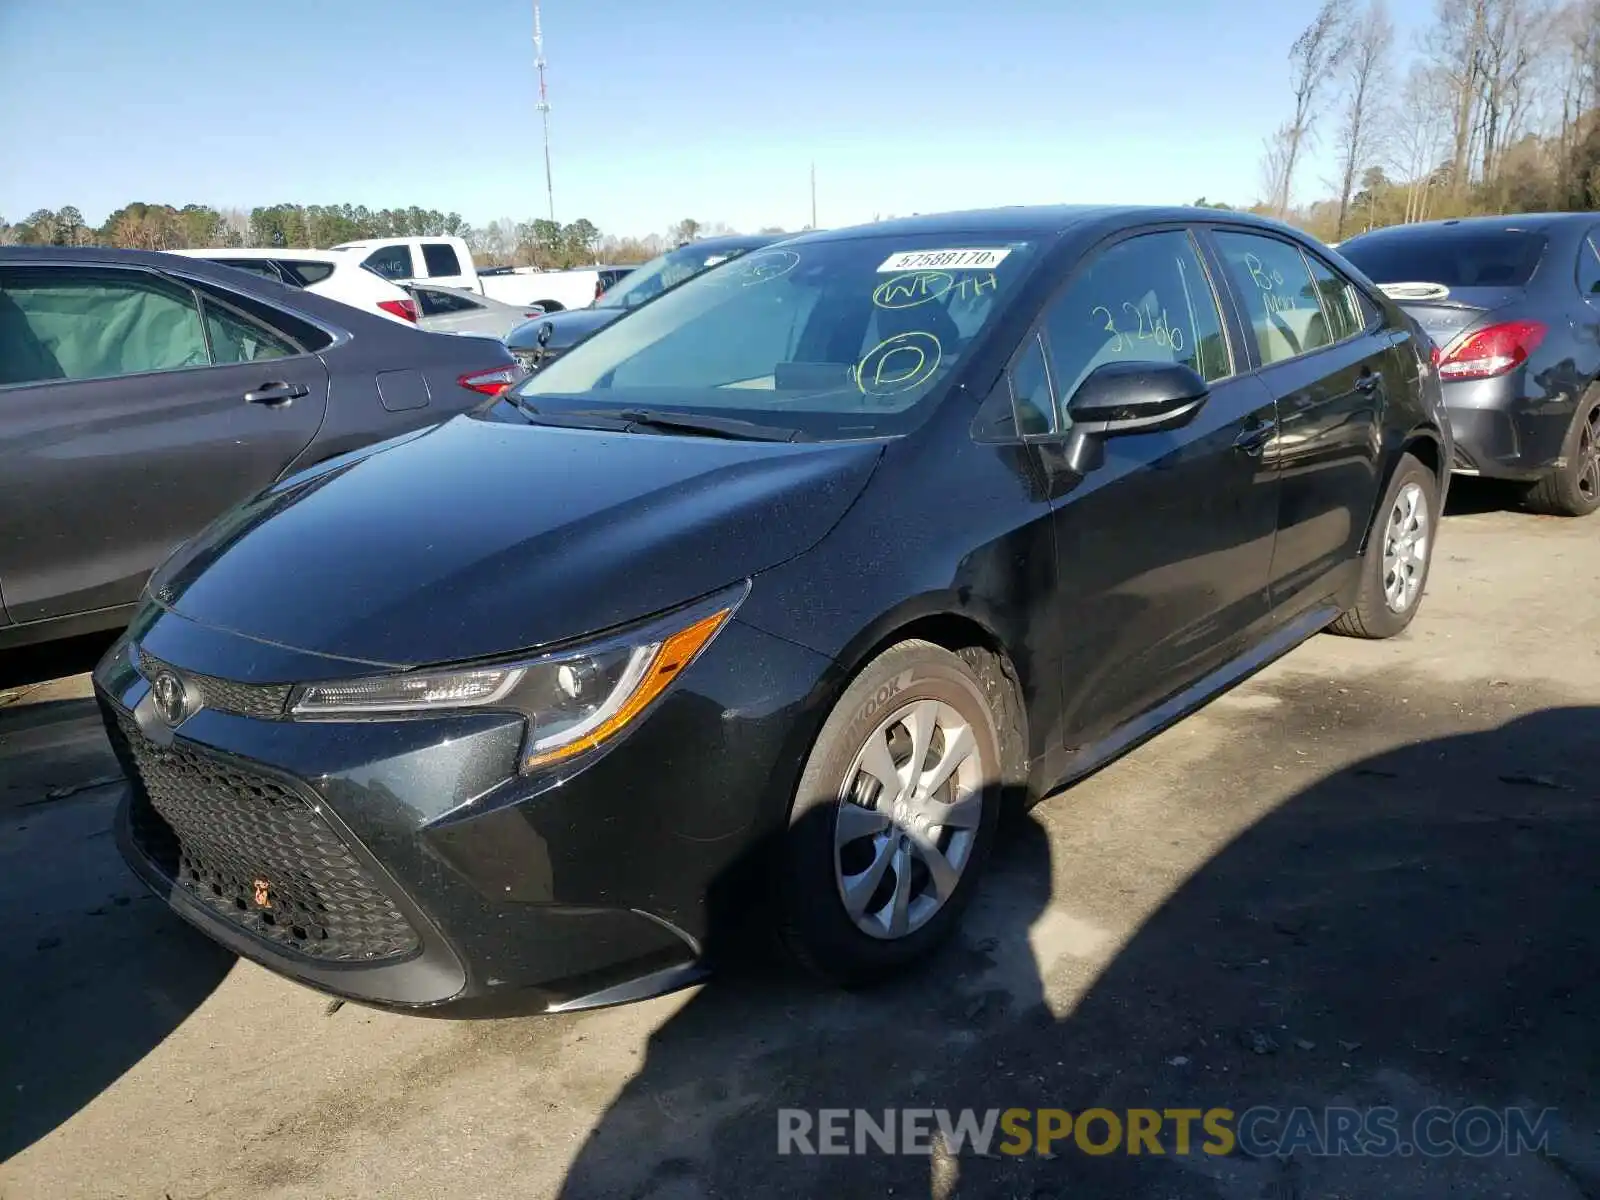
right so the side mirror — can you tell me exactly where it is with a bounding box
[1065,360,1210,435]
[1056,361,1209,476]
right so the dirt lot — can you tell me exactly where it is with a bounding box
[3,483,1598,1200]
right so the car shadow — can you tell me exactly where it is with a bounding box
[1443,475,1531,517]
[0,677,233,1163]
[554,705,1600,1199]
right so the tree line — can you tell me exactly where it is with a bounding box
[0,203,797,269]
[1261,0,1600,242]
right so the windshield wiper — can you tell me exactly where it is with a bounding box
[499,399,810,442]
[606,408,812,442]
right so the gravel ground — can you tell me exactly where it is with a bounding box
[3,483,1598,1200]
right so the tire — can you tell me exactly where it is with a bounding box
[778,640,1003,986]
[1329,452,1438,639]
[1523,389,1600,517]
[533,299,565,313]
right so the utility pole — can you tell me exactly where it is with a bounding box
[810,161,817,229]
[534,0,554,223]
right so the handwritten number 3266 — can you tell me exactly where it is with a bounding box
[1090,302,1185,354]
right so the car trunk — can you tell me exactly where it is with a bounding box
[1378,283,1524,351]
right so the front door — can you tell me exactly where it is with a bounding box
[1030,227,1281,745]
[1208,230,1387,618]
[0,262,329,625]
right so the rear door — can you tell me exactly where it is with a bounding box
[1029,226,1281,742]
[0,262,329,624]
[1207,228,1389,619]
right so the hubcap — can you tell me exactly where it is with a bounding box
[1576,407,1600,502]
[1382,480,1430,613]
[834,698,984,940]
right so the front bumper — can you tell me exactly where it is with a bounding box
[97,607,834,1016]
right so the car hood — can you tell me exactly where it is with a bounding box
[150,414,883,668]
[505,307,622,352]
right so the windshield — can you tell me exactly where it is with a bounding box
[1340,228,1547,289]
[510,236,1036,438]
[596,243,760,310]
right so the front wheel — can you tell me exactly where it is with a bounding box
[778,641,1003,986]
[1329,451,1438,639]
[1523,390,1600,517]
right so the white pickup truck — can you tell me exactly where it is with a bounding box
[331,236,633,313]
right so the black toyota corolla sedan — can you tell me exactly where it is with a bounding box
[97,206,1450,1016]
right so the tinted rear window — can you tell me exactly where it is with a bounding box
[1339,229,1547,288]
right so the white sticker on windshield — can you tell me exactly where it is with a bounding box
[877,247,1011,272]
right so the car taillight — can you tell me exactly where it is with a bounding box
[594,279,606,300]
[458,366,520,396]
[378,298,419,323]
[1436,319,1546,381]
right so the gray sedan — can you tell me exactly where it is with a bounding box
[410,284,549,339]
[0,246,522,651]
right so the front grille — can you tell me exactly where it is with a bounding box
[138,649,292,720]
[110,716,420,963]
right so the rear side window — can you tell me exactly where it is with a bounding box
[215,259,284,283]
[1339,229,1547,288]
[279,260,335,286]
[1578,236,1600,296]
[363,245,415,281]
[203,299,297,364]
[1305,255,1365,342]
[1214,232,1332,366]
[0,266,209,386]
[415,288,481,316]
[421,242,463,277]
[188,279,333,352]
[1042,229,1231,409]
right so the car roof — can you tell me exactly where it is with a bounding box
[780,204,1314,247]
[1343,214,1589,242]
[166,247,346,263]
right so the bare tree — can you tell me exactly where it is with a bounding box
[219,207,250,248]
[1475,0,1555,187]
[1260,123,1294,211]
[1335,0,1396,237]
[1274,0,1351,215]
[1392,63,1456,221]
[1429,0,1492,192]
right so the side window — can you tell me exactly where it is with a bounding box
[1041,229,1231,416]
[363,245,414,281]
[280,260,334,287]
[1305,255,1364,342]
[1578,235,1600,296]
[1214,232,1333,365]
[0,266,209,386]
[421,242,463,277]
[1009,332,1054,436]
[203,299,297,364]
[415,289,481,316]
[216,259,283,283]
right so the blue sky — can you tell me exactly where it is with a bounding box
[0,0,1431,238]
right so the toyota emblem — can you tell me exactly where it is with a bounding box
[151,671,191,727]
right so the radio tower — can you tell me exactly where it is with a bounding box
[534,0,554,222]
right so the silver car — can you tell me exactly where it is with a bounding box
[410,284,548,339]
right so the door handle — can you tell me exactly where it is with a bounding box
[244,382,309,407]
[1234,419,1277,456]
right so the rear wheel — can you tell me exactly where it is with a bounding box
[1523,390,1600,517]
[533,299,565,313]
[778,641,1002,986]
[1329,452,1438,639]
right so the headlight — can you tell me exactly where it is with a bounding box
[289,586,745,771]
